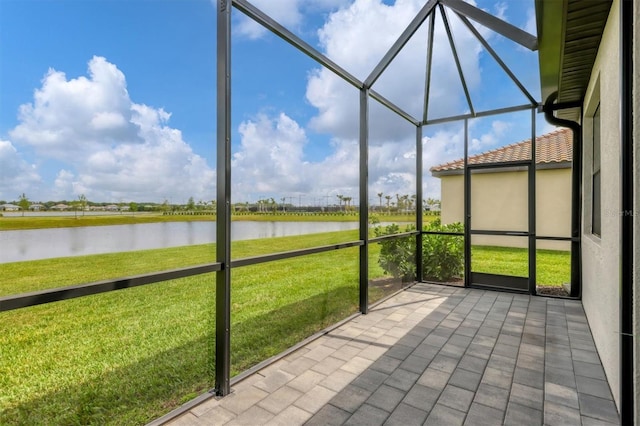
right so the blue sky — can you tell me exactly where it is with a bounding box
[0,0,551,205]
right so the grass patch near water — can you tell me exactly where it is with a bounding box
[0,230,361,296]
[1,232,380,425]
[1,232,569,425]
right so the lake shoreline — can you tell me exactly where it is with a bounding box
[2,221,368,263]
[0,212,426,231]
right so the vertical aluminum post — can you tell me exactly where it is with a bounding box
[528,107,537,295]
[619,0,634,422]
[463,119,471,287]
[215,0,232,396]
[416,125,424,282]
[359,88,369,313]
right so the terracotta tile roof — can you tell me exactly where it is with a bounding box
[430,128,573,174]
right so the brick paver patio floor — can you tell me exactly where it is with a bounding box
[162,283,620,426]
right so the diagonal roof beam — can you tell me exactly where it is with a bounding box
[370,89,420,125]
[455,12,537,106]
[422,11,436,123]
[440,0,537,51]
[234,1,417,127]
[233,0,363,89]
[439,4,474,117]
[365,0,438,88]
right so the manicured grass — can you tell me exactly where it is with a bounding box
[535,248,571,286]
[0,231,389,426]
[1,275,216,426]
[1,231,569,425]
[471,245,571,286]
[472,245,529,277]
[0,230,361,296]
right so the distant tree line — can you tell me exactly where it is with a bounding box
[1,193,441,216]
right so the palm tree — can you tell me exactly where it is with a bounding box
[336,194,344,211]
[425,197,440,211]
[385,195,392,213]
[377,192,384,211]
[343,196,352,211]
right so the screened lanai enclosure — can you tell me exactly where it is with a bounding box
[0,0,585,424]
[214,0,578,396]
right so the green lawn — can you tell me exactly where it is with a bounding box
[0,230,570,425]
[0,230,362,296]
[471,245,571,286]
[0,231,388,426]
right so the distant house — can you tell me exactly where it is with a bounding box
[29,204,44,211]
[51,204,70,211]
[430,128,573,250]
[0,203,19,211]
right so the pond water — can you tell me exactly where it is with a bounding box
[1,221,360,263]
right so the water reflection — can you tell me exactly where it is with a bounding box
[1,221,359,263]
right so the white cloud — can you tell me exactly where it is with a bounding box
[307,0,351,10]
[232,112,309,198]
[10,56,138,159]
[52,169,76,199]
[0,140,42,199]
[90,111,127,131]
[307,0,484,140]
[524,7,537,36]
[8,56,215,202]
[235,0,303,39]
[316,0,422,81]
[231,0,532,203]
[493,1,508,21]
[233,0,351,39]
[231,112,420,203]
[469,119,514,153]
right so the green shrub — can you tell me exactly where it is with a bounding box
[373,219,464,282]
[422,219,464,281]
[373,223,416,282]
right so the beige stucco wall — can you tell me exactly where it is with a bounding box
[581,0,621,408]
[440,174,464,225]
[439,168,571,251]
[471,170,529,233]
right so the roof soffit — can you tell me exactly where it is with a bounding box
[536,0,612,120]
